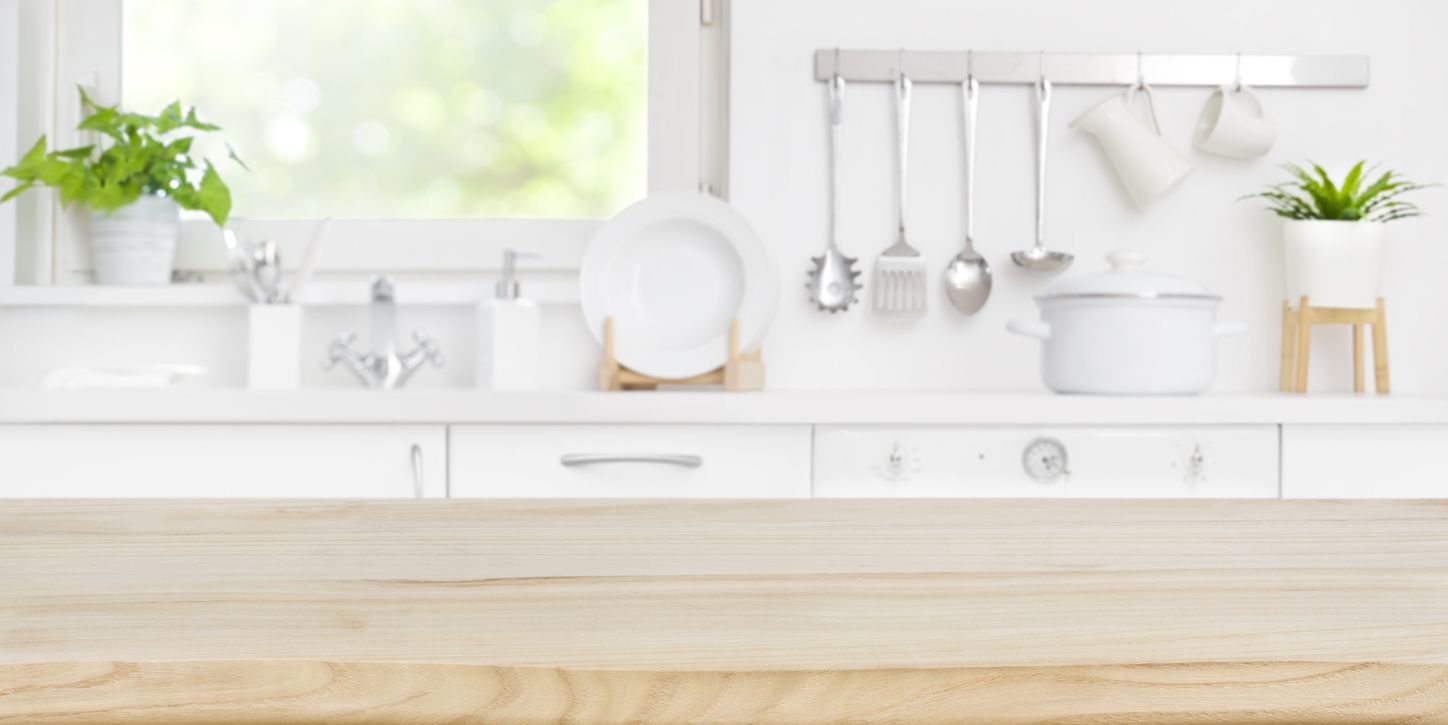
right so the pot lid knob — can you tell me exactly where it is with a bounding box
[1106,250,1148,272]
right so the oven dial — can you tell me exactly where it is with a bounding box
[872,440,919,483]
[1022,437,1069,483]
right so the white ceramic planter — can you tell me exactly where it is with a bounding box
[1282,220,1385,309]
[88,195,180,285]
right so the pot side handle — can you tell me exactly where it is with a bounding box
[1007,320,1051,340]
[1213,321,1247,337]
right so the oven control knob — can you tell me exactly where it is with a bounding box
[1022,437,1069,483]
[872,440,914,483]
[1185,443,1205,484]
[887,442,904,474]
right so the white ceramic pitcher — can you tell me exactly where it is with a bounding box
[1070,84,1191,208]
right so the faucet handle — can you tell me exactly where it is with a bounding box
[322,329,358,369]
[412,329,445,368]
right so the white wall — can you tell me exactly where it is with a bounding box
[731,0,1448,392]
[1,0,1445,394]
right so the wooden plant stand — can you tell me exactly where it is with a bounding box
[597,316,763,392]
[1279,296,1389,394]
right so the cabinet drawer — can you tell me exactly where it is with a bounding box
[1283,425,1447,498]
[449,425,811,498]
[0,425,445,498]
[814,425,1280,498]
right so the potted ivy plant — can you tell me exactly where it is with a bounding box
[0,89,241,285]
[1247,161,1429,309]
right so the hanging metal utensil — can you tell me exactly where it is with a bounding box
[1011,55,1074,276]
[943,56,993,315]
[806,59,862,313]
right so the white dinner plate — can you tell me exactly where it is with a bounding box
[580,191,778,380]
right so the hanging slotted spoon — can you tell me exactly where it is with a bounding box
[806,73,861,312]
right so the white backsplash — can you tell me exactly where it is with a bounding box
[729,0,1448,393]
[0,304,598,390]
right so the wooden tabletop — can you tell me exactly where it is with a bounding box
[4,499,1448,723]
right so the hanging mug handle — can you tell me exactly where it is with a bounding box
[1124,82,1165,137]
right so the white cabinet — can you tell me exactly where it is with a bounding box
[1283,425,1448,498]
[0,425,446,498]
[450,425,811,498]
[814,425,1280,498]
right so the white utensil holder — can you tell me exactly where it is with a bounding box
[248,305,302,390]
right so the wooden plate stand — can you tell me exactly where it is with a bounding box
[1280,295,1389,394]
[597,316,763,392]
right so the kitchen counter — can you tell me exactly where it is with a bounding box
[4,499,1448,723]
[4,388,1448,424]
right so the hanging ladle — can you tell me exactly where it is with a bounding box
[1011,56,1073,276]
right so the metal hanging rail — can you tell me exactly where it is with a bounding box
[813,51,1369,88]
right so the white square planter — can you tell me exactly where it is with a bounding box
[1282,220,1386,309]
[248,305,302,390]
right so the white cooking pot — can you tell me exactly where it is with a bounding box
[1007,251,1244,395]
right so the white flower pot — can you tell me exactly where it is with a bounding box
[88,195,180,285]
[1282,220,1386,309]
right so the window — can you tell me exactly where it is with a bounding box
[31,0,723,282]
[0,0,17,283]
[122,0,648,221]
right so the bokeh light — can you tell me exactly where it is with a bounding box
[122,0,647,220]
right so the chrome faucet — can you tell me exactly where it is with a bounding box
[323,276,444,389]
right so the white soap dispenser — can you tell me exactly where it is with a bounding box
[476,249,540,390]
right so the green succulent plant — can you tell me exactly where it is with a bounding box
[0,88,243,226]
[1246,161,1430,224]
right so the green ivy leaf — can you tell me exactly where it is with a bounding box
[53,146,96,160]
[17,136,47,166]
[195,161,232,227]
[0,181,34,203]
[155,101,185,134]
[1,89,241,228]
[224,142,249,172]
[183,107,221,132]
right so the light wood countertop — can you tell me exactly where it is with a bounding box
[4,499,1448,723]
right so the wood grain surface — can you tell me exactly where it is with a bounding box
[8,660,1448,724]
[4,499,1448,723]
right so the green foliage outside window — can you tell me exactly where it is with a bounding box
[123,0,647,220]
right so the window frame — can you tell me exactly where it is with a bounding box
[0,0,18,285]
[35,0,726,284]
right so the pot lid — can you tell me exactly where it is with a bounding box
[1039,250,1218,300]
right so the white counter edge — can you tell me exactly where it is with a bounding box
[0,390,1445,425]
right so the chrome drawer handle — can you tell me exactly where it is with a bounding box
[410,444,425,498]
[560,454,703,469]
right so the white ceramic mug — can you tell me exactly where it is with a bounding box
[1070,84,1192,208]
[1193,85,1277,159]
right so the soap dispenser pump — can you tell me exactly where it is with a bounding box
[476,249,541,390]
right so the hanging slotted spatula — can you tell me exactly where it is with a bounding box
[872,66,926,316]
